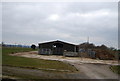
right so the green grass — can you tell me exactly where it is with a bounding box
[110,65,120,74]
[2,47,76,72]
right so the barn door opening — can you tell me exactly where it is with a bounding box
[53,43,63,55]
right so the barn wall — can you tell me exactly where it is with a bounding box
[39,43,53,49]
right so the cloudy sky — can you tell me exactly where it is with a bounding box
[2,2,118,48]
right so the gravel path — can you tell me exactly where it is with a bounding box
[3,63,119,79]
[70,63,119,79]
[3,65,89,79]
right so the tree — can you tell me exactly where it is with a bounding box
[31,44,36,50]
[2,42,5,47]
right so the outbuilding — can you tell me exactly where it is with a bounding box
[38,40,78,55]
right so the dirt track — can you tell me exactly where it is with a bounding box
[3,65,89,79]
[10,51,118,65]
[71,63,118,79]
[7,51,119,79]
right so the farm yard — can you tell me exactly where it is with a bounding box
[2,47,120,80]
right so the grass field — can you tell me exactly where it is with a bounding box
[2,47,76,72]
[110,65,120,74]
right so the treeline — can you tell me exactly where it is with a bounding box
[1,42,30,48]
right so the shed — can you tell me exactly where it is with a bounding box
[38,40,77,55]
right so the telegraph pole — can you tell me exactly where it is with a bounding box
[87,36,89,58]
[87,36,89,44]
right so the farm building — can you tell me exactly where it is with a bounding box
[38,40,115,59]
[78,42,96,58]
[38,40,78,56]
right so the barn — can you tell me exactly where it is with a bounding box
[38,40,78,55]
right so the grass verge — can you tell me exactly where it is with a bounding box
[2,47,77,72]
[110,65,120,74]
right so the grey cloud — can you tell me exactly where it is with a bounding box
[2,2,118,48]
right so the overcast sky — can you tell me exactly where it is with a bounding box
[2,2,118,48]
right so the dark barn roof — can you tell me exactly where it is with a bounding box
[38,40,76,46]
